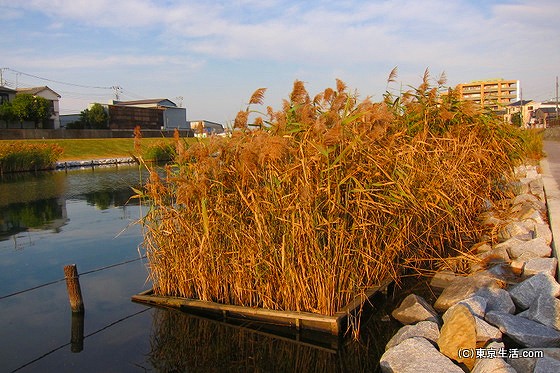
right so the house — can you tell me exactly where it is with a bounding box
[506,100,535,128]
[535,107,559,127]
[16,86,62,129]
[0,86,16,105]
[108,98,189,130]
[189,120,225,137]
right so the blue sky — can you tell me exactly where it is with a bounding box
[1,0,559,124]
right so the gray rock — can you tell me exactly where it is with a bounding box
[481,212,503,228]
[434,275,503,312]
[472,357,516,373]
[507,356,535,373]
[506,237,551,259]
[508,180,530,195]
[524,257,558,277]
[470,247,510,273]
[534,356,560,373]
[391,294,440,325]
[495,237,525,252]
[529,178,545,198]
[507,348,560,373]
[518,294,560,331]
[474,316,502,344]
[474,242,493,254]
[508,272,560,310]
[510,250,550,274]
[380,337,463,373]
[474,287,516,314]
[534,223,553,245]
[511,193,546,213]
[498,221,533,242]
[443,295,487,320]
[485,311,560,347]
[510,203,545,224]
[430,270,458,289]
[385,321,440,350]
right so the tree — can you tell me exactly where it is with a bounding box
[10,94,51,129]
[0,101,15,126]
[80,103,108,129]
[511,112,522,127]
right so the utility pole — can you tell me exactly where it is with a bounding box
[520,87,524,128]
[0,68,5,86]
[112,85,122,101]
[556,75,559,122]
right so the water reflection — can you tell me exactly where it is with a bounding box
[145,289,408,373]
[0,165,144,241]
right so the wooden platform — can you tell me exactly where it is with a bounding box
[131,279,393,338]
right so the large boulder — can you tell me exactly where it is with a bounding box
[485,311,560,347]
[471,357,516,373]
[507,348,560,373]
[380,337,463,373]
[443,296,487,320]
[508,272,560,310]
[391,294,440,325]
[524,257,558,277]
[534,356,560,373]
[438,304,477,370]
[473,287,515,314]
[518,294,560,331]
[385,321,440,350]
[474,316,502,345]
[506,237,551,259]
[434,275,504,312]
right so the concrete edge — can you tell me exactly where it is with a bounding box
[539,156,560,282]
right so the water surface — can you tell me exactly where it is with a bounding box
[0,165,424,372]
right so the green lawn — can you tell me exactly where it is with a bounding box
[0,138,184,161]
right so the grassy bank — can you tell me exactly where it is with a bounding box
[0,138,182,161]
[139,75,543,319]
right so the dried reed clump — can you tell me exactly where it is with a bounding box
[140,75,531,316]
[0,142,63,173]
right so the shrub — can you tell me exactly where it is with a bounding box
[0,142,63,173]
[144,141,177,162]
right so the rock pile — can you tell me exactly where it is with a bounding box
[380,164,560,372]
[55,157,136,170]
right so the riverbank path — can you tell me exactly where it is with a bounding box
[540,140,560,280]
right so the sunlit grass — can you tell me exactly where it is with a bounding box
[0,137,198,161]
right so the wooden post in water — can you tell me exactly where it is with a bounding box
[70,311,85,352]
[64,264,85,352]
[64,264,84,312]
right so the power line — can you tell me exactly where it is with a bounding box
[4,68,115,90]
[10,308,150,373]
[0,255,147,301]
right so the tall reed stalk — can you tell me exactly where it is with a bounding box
[139,73,532,316]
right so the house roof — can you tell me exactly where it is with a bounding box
[536,107,559,114]
[16,86,61,98]
[0,85,17,93]
[508,100,533,107]
[114,98,177,107]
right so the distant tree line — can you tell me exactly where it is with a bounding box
[67,103,109,129]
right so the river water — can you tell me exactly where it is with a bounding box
[0,165,426,372]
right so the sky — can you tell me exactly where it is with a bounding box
[1,0,559,124]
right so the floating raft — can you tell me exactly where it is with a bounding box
[132,279,393,337]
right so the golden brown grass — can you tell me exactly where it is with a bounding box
[138,73,536,317]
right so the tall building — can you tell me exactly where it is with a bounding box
[456,79,519,111]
